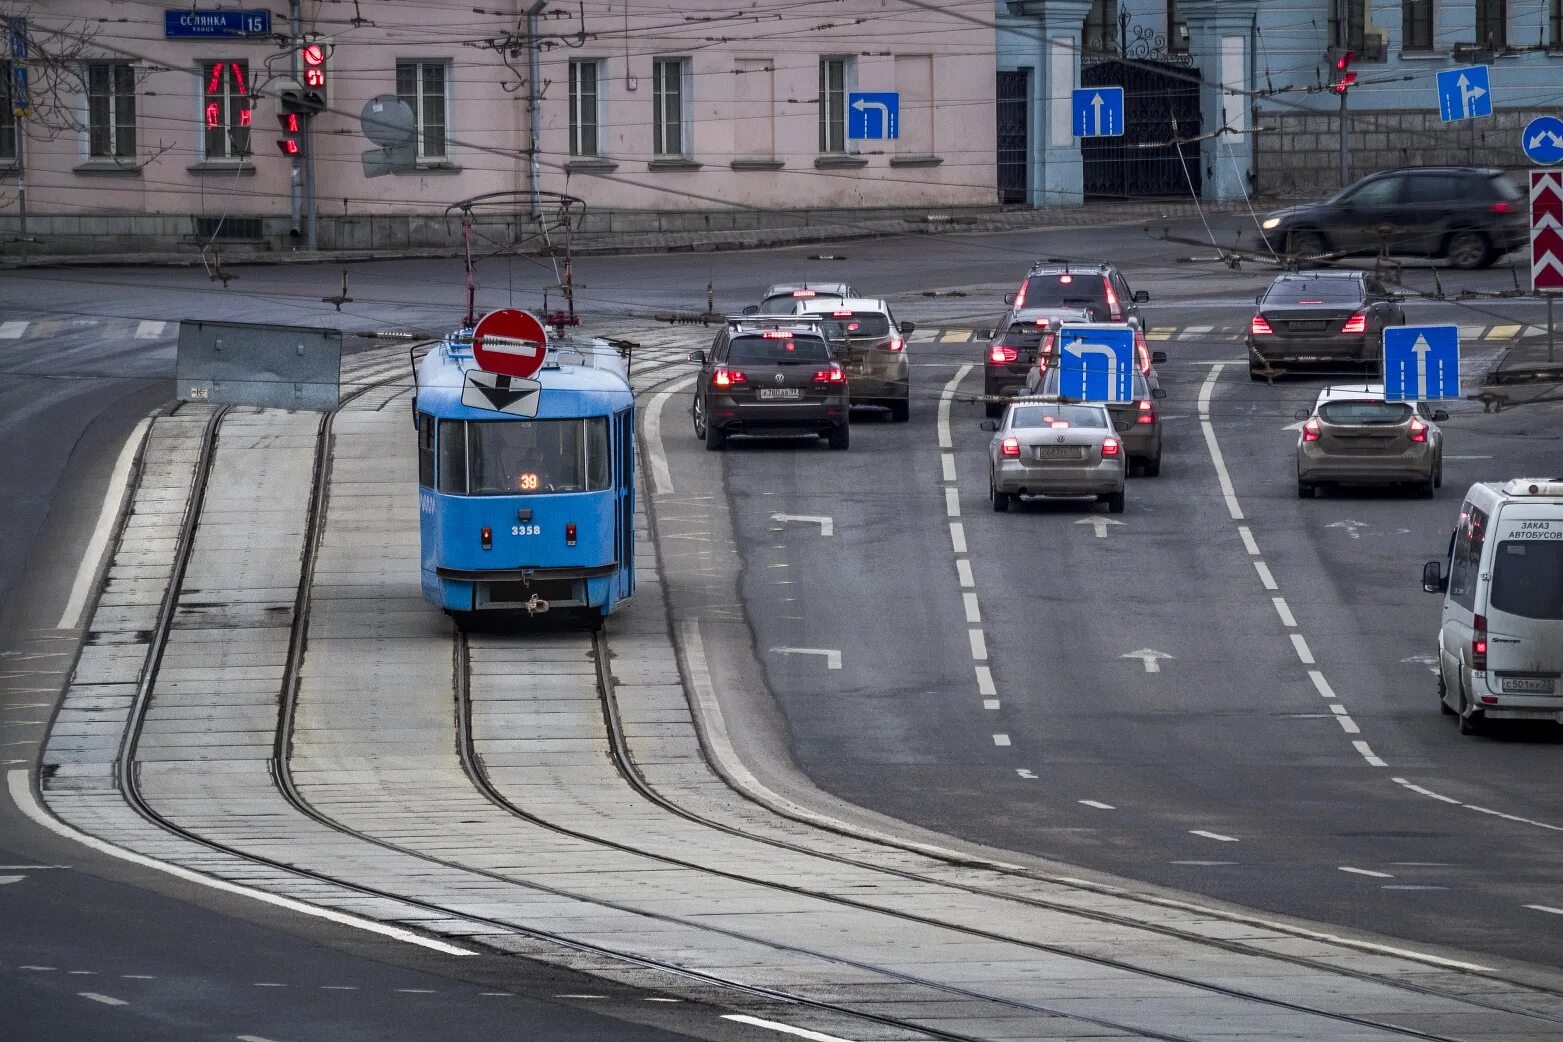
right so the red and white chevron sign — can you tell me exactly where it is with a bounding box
[1533,171,1563,293]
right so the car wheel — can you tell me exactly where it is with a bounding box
[1457,681,1486,736]
[1105,491,1126,514]
[1287,229,1329,261]
[692,396,707,439]
[888,398,911,423]
[826,424,850,451]
[1297,479,1314,499]
[1141,454,1161,478]
[1446,229,1493,270]
[704,419,726,452]
[990,478,1010,512]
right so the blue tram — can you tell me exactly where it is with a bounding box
[413,330,636,626]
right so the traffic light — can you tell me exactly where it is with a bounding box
[276,110,304,156]
[300,42,328,109]
[1330,49,1357,94]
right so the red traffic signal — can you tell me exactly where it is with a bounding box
[1330,49,1357,94]
[276,111,304,156]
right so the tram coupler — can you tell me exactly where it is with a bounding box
[523,593,551,616]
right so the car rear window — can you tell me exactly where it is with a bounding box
[1318,400,1412,425]
[818,312,891,338]
[727,335,832,364]
[1000,323,1049,348]
[1265,280,1363,305]
[1021,274,1108,310]
[1009,404,1108,429]
[1490,540,1563,619]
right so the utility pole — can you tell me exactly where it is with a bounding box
[288,1,303,242]
[6,17,28,262]
[525,0,547,219]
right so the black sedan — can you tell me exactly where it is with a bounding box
[1247,271,1404,380]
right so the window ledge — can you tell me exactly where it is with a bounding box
[648,158,701,171]
[730,158,784,171]
[187,162,255,176]
[889,154,943,168]
[814,154,868,169]
[1398,50,1446,60]
[74,161,143,177]
[564,158,618,173]
[411,162,462,174]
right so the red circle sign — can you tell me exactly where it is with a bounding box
[471,308,549,379]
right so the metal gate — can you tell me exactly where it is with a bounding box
[996,70,1029,205]
[1080,59,1201,198]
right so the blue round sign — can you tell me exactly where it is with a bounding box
[1523,115,1563,165]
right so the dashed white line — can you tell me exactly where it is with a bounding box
[252,982,286,988]
[1526,905,1563,916]
[974,665,996,696]
[554,993,607,1000]
[79,993,127,1007]
[721,1014,859,1042]
[956,559,974,588]
[1352,740,1387,768]
[967,629,987,661]
[1189,830,1238,842]
[1339,866,1394,879]
[949,521,967,554]
[396,988,436,994]
[1171,860,1237,866]
[320,985,358,990]
[1392,778,1461,805]
[1307,670,1338,699]
[1289,633,1315,665]
[121,975,155,981]
[962,592,981,623]
[982,699,1001,710]
[944,487,960,517]
[1237,525,1261,556]
[992,733,1011,747]
[1078,800,1115,810]
[0,320,27,340]
[1016,768,1037,779]
[941,453,957,482]
[1253,560,1278,590]
[237,1036,283,1042]
[1271,597,1296,627]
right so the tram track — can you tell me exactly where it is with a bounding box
[35,342,1563,1042]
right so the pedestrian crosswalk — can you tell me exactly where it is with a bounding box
[0,317,170,341]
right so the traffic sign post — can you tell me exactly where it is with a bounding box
[1071,87,1124,138]
[1383,326,1460,402]
[1436,65,1491,122]
[1056,326,1135,403]
[471,308,549,380]
[1526,116,1563,167]
[847,92,898,140]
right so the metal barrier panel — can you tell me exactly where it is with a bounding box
[177,320,342,410]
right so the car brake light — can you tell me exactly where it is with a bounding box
[791,289,816,298]
[1301,417,1321,442]
[812,365,846,384]
[886,336,905,353]
[1250,314,1274,335]
[1101,437,1120,458]
[1491,201,1511,214]
[760,330,792,339]
[1103,277,1122,320]
[1000,437,1021,458]
[1134,329,1151,374]
[989,344,1019,364]
[713,368,746,388]
[1409,416,1428,443]
[831,309,853,318]
[1137,400,1155,424]
[1472,614,1487,670]
[1341,312,1367,335]
[1058,273,1073,284]
[1013,278,1028,309]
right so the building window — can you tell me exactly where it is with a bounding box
[395,61,448,160]
[87,61,137,159]
[1476,0,1507,48]
[1084,0,1117,55]
[1402,1,1434,51]
[569,60,599,157]
[0,60,17,161]
[1329,1,1368,50]
[201,59,251,160]
[1552,0,1563,49]
[818,57,847,154]
[1167,0,1188,53]
[652,57,687,157]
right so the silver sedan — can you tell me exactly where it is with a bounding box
[982,399,1126,513]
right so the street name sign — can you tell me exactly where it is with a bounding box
[1525,115,1563,166]
[1072,87,1124,138]
[1383,325,1459,401]
[1056,325,1134,402]
[1533,170,1563,294]
[471,308,548,380]
[1436,65,1491,122]
[164,9,271,38]
[847,92,898,140]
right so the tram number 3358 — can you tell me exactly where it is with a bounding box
[511,524,542,537]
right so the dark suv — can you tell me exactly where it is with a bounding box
[1258,166,1525,270]
[690,318,850,451]
[1006,261,1149,327]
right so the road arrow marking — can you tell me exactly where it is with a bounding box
[771,647,841,670]
[771,513,833,537]
[1075,517,1124,539]
[1121,649,1172,673]
[1326,520,1367,539]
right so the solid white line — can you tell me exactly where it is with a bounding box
[7,771,476,957]
[941,453,956,482]
[962,592,981,623]
[1078,800,1115,810]
[967,628,987,661]
[1271,597,1296,628]
[1189,830,1238,842]
[983,699,1000,710]
[956,559,974,588]
[1197,363,1244,520]
[720,1014,860,1042]
[1170,860,1237,866]
[1526,905,1563,916]
[645,375,696,499]
[936,364,973,451]
[237,1036,284,1042]
[56,418,150,630]
[1308,670,1338,699]
[1290,633,1315,665]
[1237,525,1260,556]
[1254,561,1277,590]
[79,993,127,1007]
[949,522,967,554]
[1353,740,1387,767]
[1339,867,1394,879]
[974,665,996,696]
[944,487,960,517]
[992,733,1011,747]
[771,647,842,670]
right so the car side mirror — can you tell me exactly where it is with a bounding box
[1294,408,1310,421]
[1152,387,1167,400]
[1150,350,1167,365]
[1432,409,1449,421]
[900,320,916,335]
[688,350,706,365]
[979,419,999,432]
[1003,293,1015,305]
[741,305,758,316]
[1133,290,1150,303]
[1422,560,1448,594]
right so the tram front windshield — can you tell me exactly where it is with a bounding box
[439,417,609,495]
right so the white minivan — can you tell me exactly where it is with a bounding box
[1422,478,1563,734]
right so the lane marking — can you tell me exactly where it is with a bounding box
[645,375,696,498]
[771,513,833,537]
[1075,516,1123,539]
[1171,860,1237,866]
[1290,633,1315,665]
[0,320,26,339]
[1016,768,1036,779]
[1121,648,1171,673]
[555,994,608,999]
[956,559,974,588]
[7,771,476,957]
[237,1036,284,1042]
[1333,712,1361,734]
[1189,830,1238,842]
[1307,670,1338,699]
[56,418,150,631]
[1382,885,1448,891]
[1078,800,1115,810]
[1526,905,1563,916]
[134,320,166,339]
[936,365,973,450]
[1340,867,1394,878]
[962,592,981,623]
[1271,597,1296,627]
[79,993,127,1007]
[982,699,1000,710]
[949,522,967,554]
[974,665,996,696]
[721,1014,860,1042]
[941,453,956,482]
[1237,525,1260,556]
[944,487,960,517]
[992,733,1011,747]
[1352,741,1387,768]
[1197,363,1243,520]
[967,629,987,661]
[770,647,842,670]
[1253,561,1277,590]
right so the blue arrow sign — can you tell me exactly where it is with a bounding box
[1436,65,1491,123]
[1523,115,1563,166]
[1056,326,1135,403]
[1383,325,1460,402]
[1072,87,1124,138]
[847,92,898,140]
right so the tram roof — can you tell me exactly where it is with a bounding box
[415,333,633,420]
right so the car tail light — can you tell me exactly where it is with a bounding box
[1000,437,1021,458]
[760,330,792,339]
[1012,278,1029,309]
[1136,400,1155,424]
[812,365,846,384]
[989,344,1018,365]
[1250,314,1274,335]
[1472,614,1487,670]
[565,523,577,547]
[712,368,746,388]
[791,289,816,298]
[1103,277,1122,320]
[1301,418,1321,442]
[1341,312,1368,335]
[831,309,853,317]
[1409,416,1428,443]
[480,526,492,550]
[1134,328,1151,374]
[1491,201,1512,214]
[886,336,905,353]
[1101,437,1121,458]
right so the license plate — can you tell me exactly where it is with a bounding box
[1289,321,1328,332]
[1033,446,1080,460]
[1501,677,1556,694]
[757,387,801,401]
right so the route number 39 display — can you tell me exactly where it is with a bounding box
[518,473,540,491]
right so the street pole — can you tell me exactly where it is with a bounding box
[288,1,302,241]
[1335,0,1348,188]
[526,2,544,219]
[7,16,29,262]
[1338,87,1348,188]
[1549,294,1556,365]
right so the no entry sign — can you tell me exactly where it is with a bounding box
[471,308,548,379]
